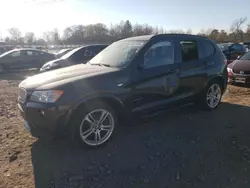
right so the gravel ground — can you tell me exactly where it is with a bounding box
[1,73,250,188]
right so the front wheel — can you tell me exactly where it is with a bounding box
[72,102,117,148]
[196,81,223,110]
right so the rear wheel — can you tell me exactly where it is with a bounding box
[196,80,223,110]
[71,102,117,148]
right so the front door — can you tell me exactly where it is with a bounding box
[131,39,180,114]
[4,50,24,70]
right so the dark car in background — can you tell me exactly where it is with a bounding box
[18,34,227,148]
[0,48,55,73]
[40,44,108,72]
[218,43,246,64]
[243,42,250,52]
[55,48,73,58]
[228,50,250,84]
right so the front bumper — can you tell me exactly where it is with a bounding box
[228,74,250,84]
[18,101,72,138]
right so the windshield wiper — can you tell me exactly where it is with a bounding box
[91,63,111,67]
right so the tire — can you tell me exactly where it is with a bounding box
[0,64,4,74]
[196,80,223,110]
[71,101,117,148]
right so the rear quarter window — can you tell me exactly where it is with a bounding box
[201,39,215,57]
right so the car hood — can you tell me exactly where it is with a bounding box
[228,60,250,71]
[41,58,69,68]
[19,64,117,90]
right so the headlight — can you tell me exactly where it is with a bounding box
[30,90,63,103]
[227,67,232,73]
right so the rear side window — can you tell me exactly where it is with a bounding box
[26,51,34,56]
[180,41,198,62]
[201,40,215,57]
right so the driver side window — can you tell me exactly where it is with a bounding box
[144,41,174,68]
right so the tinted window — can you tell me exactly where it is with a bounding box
[26,51,34,56]
[180,41,198,62]
[90,46,107,56]
[10,51,21,57]
[202,40,215,57]
[84,49,94,57]
[144,41,174,68]
[70,48,86,62]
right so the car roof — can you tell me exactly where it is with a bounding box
[121,34,209,42]
[13,48,46,52]
[83,44,108,47]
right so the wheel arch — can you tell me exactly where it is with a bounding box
[205,75,226,92]
[71,94,127,122]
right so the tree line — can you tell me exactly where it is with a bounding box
[1,18,250,46]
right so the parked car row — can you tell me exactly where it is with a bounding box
[0,44,108,73]
[217,43,246,64]
[40,44,108,72]
[18,34,228,148]
[227,50,250,84]
[0,49,55,73]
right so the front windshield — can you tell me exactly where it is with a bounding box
[60,47,81,59]
[89,40,145,67]
[239,51,250,61]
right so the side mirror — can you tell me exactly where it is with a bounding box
[237,55,241,60]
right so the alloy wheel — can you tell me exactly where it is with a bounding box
[206,84,222,108]
[79,109,114,146]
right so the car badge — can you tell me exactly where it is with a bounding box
[240,71,244,74]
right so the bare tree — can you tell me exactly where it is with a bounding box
[8,28,22,44]
[24,32,35,45]
[133,24,154,36]
[216,30,227,43]
[230,17,247,42]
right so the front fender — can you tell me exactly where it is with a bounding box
[72,93,125,111]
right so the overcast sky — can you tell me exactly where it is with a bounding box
[0,0,249,37]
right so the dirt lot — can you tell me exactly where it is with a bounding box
[1,72,250,188]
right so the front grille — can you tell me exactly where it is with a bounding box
[233,70,250,75]
[18,88,27,103]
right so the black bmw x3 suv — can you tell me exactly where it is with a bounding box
[18,34,228,148]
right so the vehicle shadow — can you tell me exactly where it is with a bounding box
[31,102,250,188]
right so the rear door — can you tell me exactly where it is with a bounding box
[175,38,211,97]
[131,38,180,114]
[22,50,39,69]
